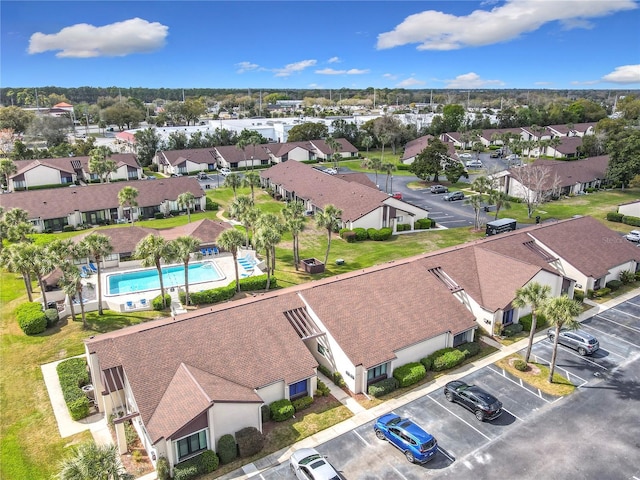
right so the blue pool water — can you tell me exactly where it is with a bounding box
[106,261,224,295]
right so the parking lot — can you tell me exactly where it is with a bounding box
[255,295,640,480]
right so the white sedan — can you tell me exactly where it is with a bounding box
[625,230,640,242]
[290,448,343,480]
[458,152,472,159]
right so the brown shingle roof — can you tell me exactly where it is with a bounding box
[159,219,231,244]
[0,177,205,221]
[509,155,609,190]
[260,161,389,222]
[158,148,217,167]
[73,227,158,254]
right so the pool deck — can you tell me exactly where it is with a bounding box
[88,252,261,312]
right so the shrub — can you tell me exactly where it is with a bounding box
[292,395,314,411]
[513,359,528,371]
[396,163,410,171]
[63,225,76,232]
[200,450,219,472]
[57,357,91,420]
[573,289,585,302]
[587,289,595,299]
[44,308,59,328]
[430,349,466,372]
[369,227,393,241]
[342,231,356,243]
[606,212,623,222]
[205,197,219,211]
[338,228,350,238]
[317,364,332,378]
[456,342,481,358]
[622,215,640,227]
[217,434,237,464]
[367,228,377,239]
[620,270,636,285]
[502,323,524,337]
[261,404,271,422]
[316,379,331,397]
[396,223,411,232]
[154,212,164,220]
[420,356,433,371]
[151,294,172,311]
[606,280,623,291]
[593,287,611,298]
[270,399,294,422]
[124,421,137,447]
[367,377,399,397]
[16,302,47,335]
[173,461,199,480]
[156,457,171,480]
[415,218,433,230]
[236,426,265,458]
[353,228,368,241]
[68,397,90,421]
[392,362,426,388]
[332,371,346,387]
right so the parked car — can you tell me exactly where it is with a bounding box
[390,192,403,200]
[170,173,183,177]
[490,149,503,158]
[430,185,448,194]
[458,152,472,159]
[443,191,465,201]
[196,172,209,180]
[443,381,503,421]
[289,448,342,480]
[325,168,338,175]
[219,167,231,177]
[625,230,640,242]
[547,328,599,356]
[465,160,483,168]
[374,414,438,464]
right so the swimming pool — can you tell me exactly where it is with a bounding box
[106,261,225,296]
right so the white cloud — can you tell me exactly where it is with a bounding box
[327,56,340,63]
[28,18,168,58]
[396,77,426,87]
[316,68,369,75]
[445,72,505,88]
[273,59,317,77]
[377,0,636,51]
[601,64,640,84]
[236,61,259,73]
[383,73,398,80]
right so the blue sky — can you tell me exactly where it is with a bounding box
[2,0,640,90]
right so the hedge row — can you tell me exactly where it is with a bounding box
[518,313,547,333]
[292,395,314,411]
[502,323,524,337]
[179,274,277,305]
[607,211,640,226]
[56,358,91,421]
[316,379,331,397]
[339,227,393,241]
[152,294,172,311]
[606,280,623,291]
[16,302,47,335]
[422,342,481,372]
[173,450,219,480]
[392,362,426,388]
[368,377,400,397]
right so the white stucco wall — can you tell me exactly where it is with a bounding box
[619,201,640,218]
[392,334,448,368]
[256,381,285,405]
[210,402,261,445]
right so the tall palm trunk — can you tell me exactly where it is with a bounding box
[524,312,538,363]
[324,229,332,265]
[548,325,561,382]
[95,259,104,315]
[156,260,166,308]
[22,272,33,302]
[37,275,48,308]
[293,234,299,271]
[265,249,272,290]
[183,258,191,305]
[232,252,240,293]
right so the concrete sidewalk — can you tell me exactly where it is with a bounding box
[216,289,639,480]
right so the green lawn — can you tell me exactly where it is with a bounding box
[2,182,638,479]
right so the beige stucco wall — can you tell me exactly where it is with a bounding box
[210,402,261,445]
[619,201,640,218]
[25,165,63,187]
[257,381,285,405]
[392,334,448,368]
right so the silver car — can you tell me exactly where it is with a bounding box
[290,448,342,480]
[547,328,599,356]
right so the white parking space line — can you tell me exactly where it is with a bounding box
[581,323,640,349]
[551,345,608,371]
[597,312,640,333]
[437,446,455,463]
[352,430,370,447]
[610,306,640,322]
[390,465,408,480]
[486,366,551,403]
[501,407,522,422]
[427,396,492,441]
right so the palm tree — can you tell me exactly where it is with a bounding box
[59,265,84,326]
[170,236,201,306]
[242,171,261,203]
[381,162,396,193]
[235,136,250,168]
[326,137,342,170]
[0,242,34,301]
[472,176,492,194]
[25,243,54,308]
[512,282,552,363]
[361,135,373,153]
[229,195,253,246]
[88,146,116,183]
[177,192,196,223]
[80,233,112,315]
[224,173,242,200]
[256,213,284,273]
[57,442,133,480]
[370,157,383,187]
[316,204,342,265]
[117,186,139,226]
[242,207,261,249]
[489,190,512,220]
[283,201,305,271]
[464,194,483,230]
[542,295,583,383]
[0,158,17,189]
[217,228,245,293]
[254,224,281,290]
[247,132,263,170]
[134,235,171,309]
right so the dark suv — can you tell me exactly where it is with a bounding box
[443,191,465,201]
[430,185,448,194]
[547,328,599,356]
[444,381,503,421]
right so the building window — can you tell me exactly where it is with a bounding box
[317,344,326,356]
[397,216,404,222]
[453,332,466,347]
[502,309,514,325]
[367,363,388,384]
[176,429,207,462]
[289,379,308,400]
